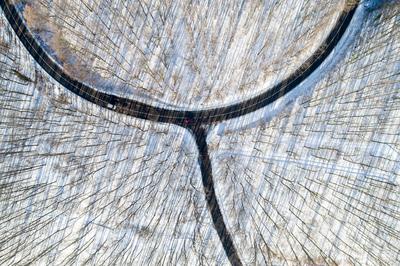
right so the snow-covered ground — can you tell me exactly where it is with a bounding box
[208,2,400,264]
[19,0,344,109]
[0,0,399,265]
[0,10,227,264]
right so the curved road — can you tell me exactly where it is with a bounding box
[1,0,358,127]
[0,1,360,265]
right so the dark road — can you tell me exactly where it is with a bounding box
[0,0,360,264]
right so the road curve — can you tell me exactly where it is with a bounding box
[0,1,360,264]
[1,0,359,127]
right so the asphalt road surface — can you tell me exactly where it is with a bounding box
[0,1,360,265]
[1,0,358,128]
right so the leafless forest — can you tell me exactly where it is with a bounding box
[0,0,399,265]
